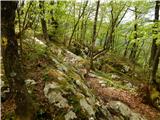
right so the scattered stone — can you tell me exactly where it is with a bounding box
[44,82,69,108]
[89,117,94,120]
[65,111,77,120]
[111,74,120,79]
[1,87,10,102]
[1,79,5,88]
[25,79,36,85]
[107,101,147,120]
[80,98,95,116]
[101,83,106,87]
[134,73,138,77]
[31,37,46,47]
[123,65,130,72]
[126,82,133,88]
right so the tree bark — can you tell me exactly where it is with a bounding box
[150,1,160,91]
[90,0,100,70]
[68,1,88,47]
[150,47,160,90]
[149,1,159,66]
[123,36,130,57]
[1,1,35,120]
[39,1,49,42]
[50,1,59,29]
[129,6,138,63]
[104,3,127,50]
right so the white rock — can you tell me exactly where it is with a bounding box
[65,111,77,120]
[99,80,105,84]
[44,82,60,96]
[123,65,130,72]
[107,101,147,120]
[44,82,69,108]
[134,73,138,77]
[80,98,95,116]
[95,101,100,106]
[101,83,106,87]
[1,79,4,88]
[89,117,94,120]
[25,79,36,85]
[111,74,120,79]
[126,82,133,88]
[31,37,46,47]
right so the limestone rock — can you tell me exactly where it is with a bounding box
[107,101,147,120]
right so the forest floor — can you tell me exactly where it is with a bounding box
[2,75,160,120]
[86,74,160,120]
[1,38,160,120]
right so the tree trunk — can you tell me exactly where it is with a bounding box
[150,47,160,90]
[50,1,59,29]
[123,34,129,57]
[149,1,159,66]
[1,1,35,120]
[150,1,160,91]
[79,13,85,44]
[104,3,127,51]
[39,1,49,42]
[129,6,138,63]
[83,10,92,45]
[68,1,88,47]
[90,0,100,71]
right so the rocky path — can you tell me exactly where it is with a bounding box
[86,76,160,120]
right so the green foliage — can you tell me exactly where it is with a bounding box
[3,112,16,120]
[42,73,52,81]
[26,42,46,61]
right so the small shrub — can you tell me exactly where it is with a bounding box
[25,42,46,61]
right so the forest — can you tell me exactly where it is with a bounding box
[1,0,160,120]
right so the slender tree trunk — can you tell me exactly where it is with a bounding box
[68,1,88,47]
[83,10,92,45]
[80,13,85,44]
[90,0,100,71]
[50,1,58,29]
[105,26,114,50]
[16,2,32,38]
[39,1,49,42]
[1,1,35,120]
[129,6,138,63]
[123,36,130,57]
[17,5,23,65]
[104,4,127,51]
[149,1,159,66]
[97,14,104,38]
[150,1,160,91]
[135,39,145,61]
[150,47,160,90]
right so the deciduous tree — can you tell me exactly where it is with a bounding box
[1,1,35,119]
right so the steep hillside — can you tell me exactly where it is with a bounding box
[1,37,160,120]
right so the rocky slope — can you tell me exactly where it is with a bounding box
[1,37,159,120]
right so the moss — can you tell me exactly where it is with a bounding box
[150,88,160,101]
[150,87,160,109]
[3,112,16,120]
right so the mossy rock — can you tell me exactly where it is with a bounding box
[150,87,160,110]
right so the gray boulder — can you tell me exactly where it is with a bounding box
[107,101,147,120]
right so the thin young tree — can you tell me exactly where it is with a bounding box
[90,0,100,70]
[129,6,138,63]
[68,1,88,47]
[103,2,128,51]
[39,1,49,42]
[50,1,59,30]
